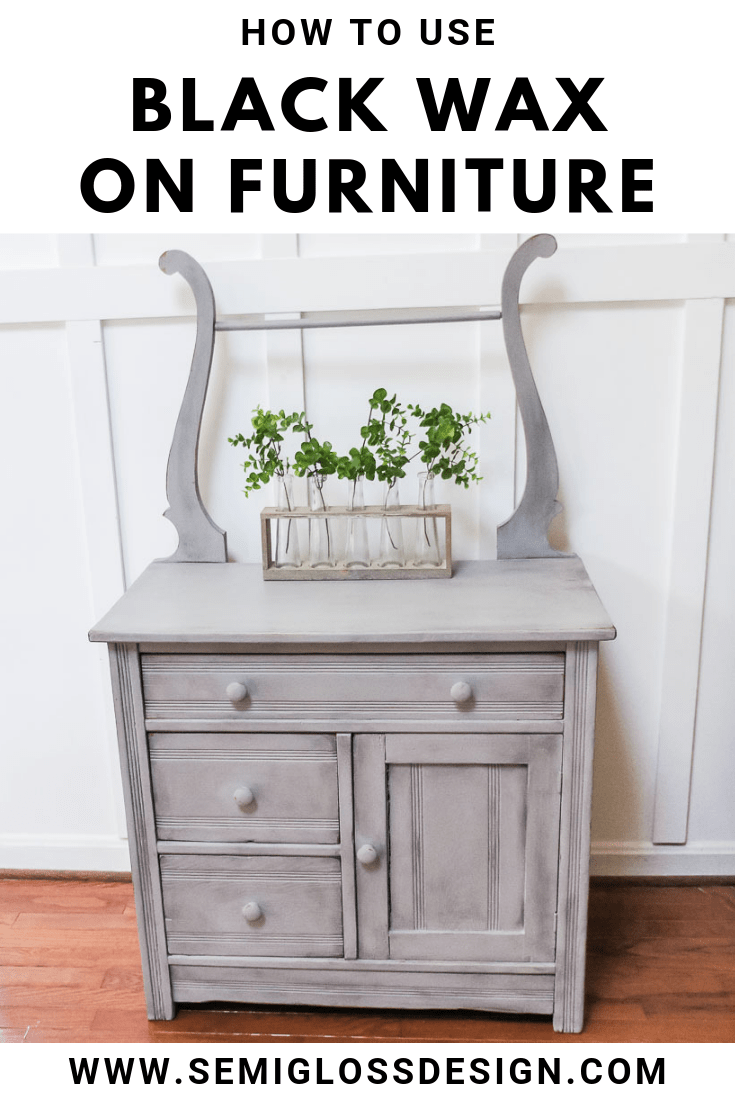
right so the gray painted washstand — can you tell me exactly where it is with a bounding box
[90,235,615,1032]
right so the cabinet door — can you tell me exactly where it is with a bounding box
[354,733,561,962]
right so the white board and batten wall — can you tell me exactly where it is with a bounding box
[1,232,733,876]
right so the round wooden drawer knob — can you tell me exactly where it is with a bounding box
[357,844,378,866]
[242,901,263,923]
[226,681,249,703]
[450,681,473,704]
[233,786,255,810]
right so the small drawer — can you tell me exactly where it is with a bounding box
[160,854,343,958]
[150,733,339,844]
[141,653,565,730]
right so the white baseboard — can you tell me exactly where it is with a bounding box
[1,834,733,877]
[590,840,735,876]
[0,833,131,873]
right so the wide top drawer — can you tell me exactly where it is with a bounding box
[141,653,564,731]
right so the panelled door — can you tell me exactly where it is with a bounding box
[353,733,562,962]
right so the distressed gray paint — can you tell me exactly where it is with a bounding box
[91,559,615,645]
[158,251,227,563]
[386,734,561,962]
[553,642,599,1032]
[159,237,560,564]
[91,241,615,1032]
[159,854,344,958]
[94,563,609,1031]
[215,305,502,332]
[336,733,358,961]
[107,644,173,1019]
[497,235,568,559]
[99,627,602,1029]
[149,732,340,845]
[169,962,555,1014]
[140,651,565,731]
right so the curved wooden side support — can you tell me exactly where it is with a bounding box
[158,250,227,563]
[497,234,569,559]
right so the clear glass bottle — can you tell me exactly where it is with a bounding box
[273,472,301,568]
[414,469,441,567]
[378,480,405,567]
[344,476,370,567]
[308,473,335,568]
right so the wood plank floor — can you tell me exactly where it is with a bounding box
[1,877,734,1043]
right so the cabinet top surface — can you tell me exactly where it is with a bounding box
[89,558,615,645]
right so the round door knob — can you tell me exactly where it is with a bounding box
[357,843,378,866]
[242,901,263,923]
[226,681,248,703]
[450,680,473,704]
[233,786,255,810]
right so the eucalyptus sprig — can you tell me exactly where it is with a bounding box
[408,402,491,488]
[373,388,414,487]
[336,388,413,488]
[228,407,304,499]
[289,412,340,512]
[229,397,490,507]
[292,434,340,481]
[336,444,377,485]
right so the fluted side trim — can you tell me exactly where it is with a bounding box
[410,766,426,930]
[553,642,597,1032]
[488,765,501,930]
[110,644,173,1019]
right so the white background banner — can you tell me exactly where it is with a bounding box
[0,1042,723,1098]
[2,0,733,230]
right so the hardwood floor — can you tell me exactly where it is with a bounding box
[1,877,734,1043]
